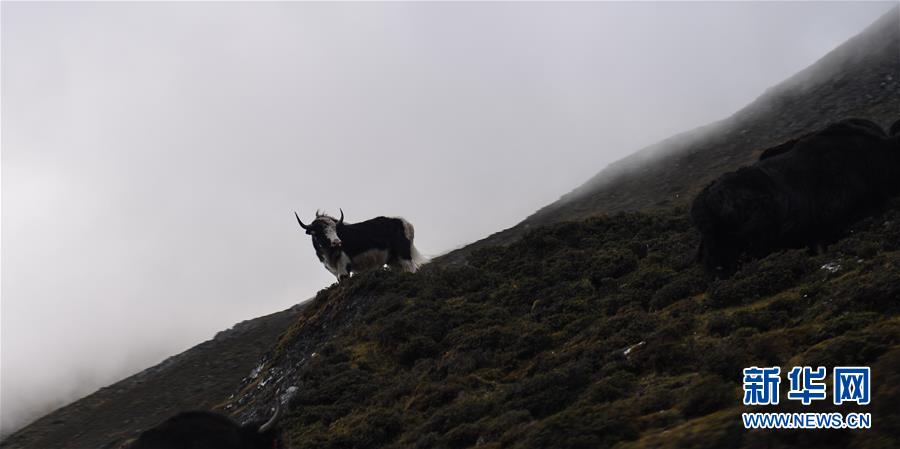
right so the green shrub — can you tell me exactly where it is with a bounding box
[397,336,439,366]
[680,375,735,417]
[709,249,815,305]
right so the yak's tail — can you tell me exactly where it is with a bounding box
[400,218,429,272]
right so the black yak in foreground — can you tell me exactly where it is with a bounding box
[295,209,424,282]
[129,406,282,449]
[691,118,900,275]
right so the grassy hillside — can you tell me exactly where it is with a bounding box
[4,9,896,449]
[235,198,900,448]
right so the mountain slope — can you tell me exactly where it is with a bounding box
[229,7,900,447]
[3,7,898,449]
[436,6,900,265]
[237,200,900,448]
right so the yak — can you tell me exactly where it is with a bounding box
[691,118,900,275]
[129,406,283,449]
[295,209,424,282]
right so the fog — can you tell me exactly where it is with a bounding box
[1,1,894,438]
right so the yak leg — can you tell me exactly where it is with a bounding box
[323,252,352,282]
[387,258,417,273]
[397,258,418,273]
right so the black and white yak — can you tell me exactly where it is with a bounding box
[295,209,425,282]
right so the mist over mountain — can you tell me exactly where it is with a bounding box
[2,5,899,449]
[436,5,900,265]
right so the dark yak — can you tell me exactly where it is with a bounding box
[129,406,283,449]
[295,209,424,282]
[691,118,900,275]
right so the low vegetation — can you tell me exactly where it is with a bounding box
[268,199,900,449]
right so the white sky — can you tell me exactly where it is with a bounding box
[1,1,895,438]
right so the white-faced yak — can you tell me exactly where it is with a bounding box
[295,209,425,282]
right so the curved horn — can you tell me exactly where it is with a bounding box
[258,404,282,433]
[315,209,322,217]
[338,208,344,225]
[294,211,309,230]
